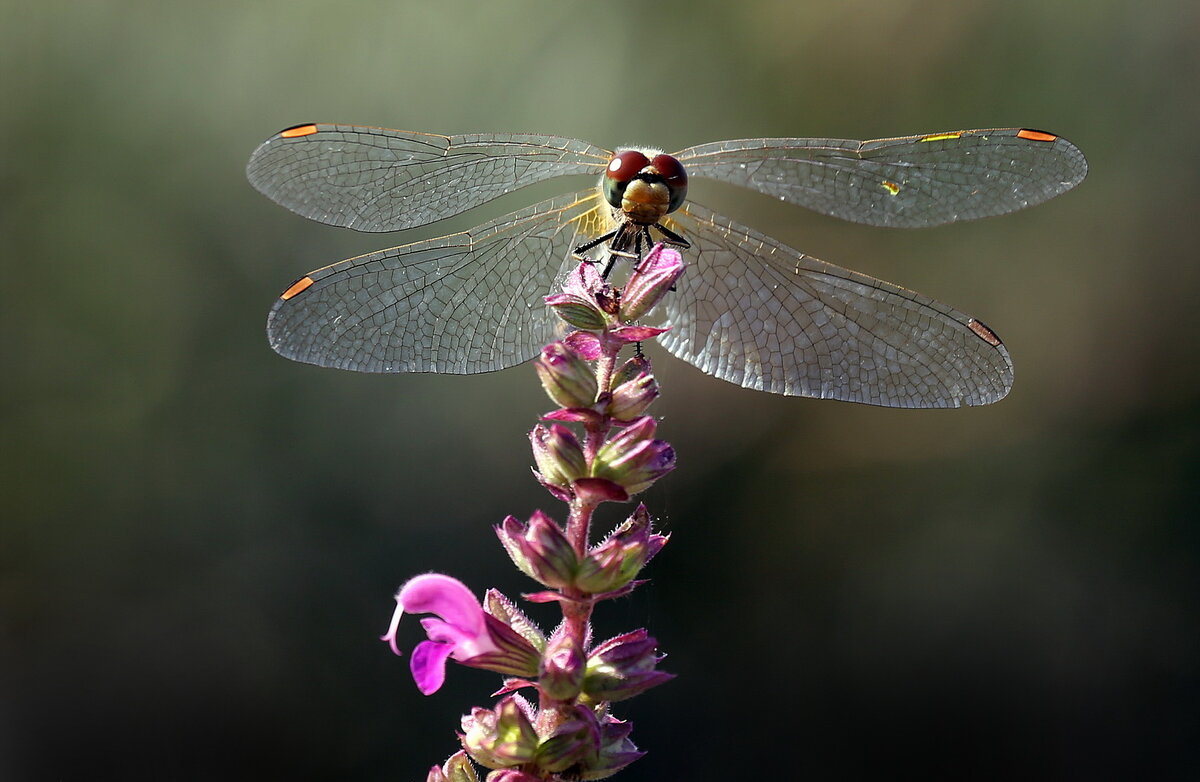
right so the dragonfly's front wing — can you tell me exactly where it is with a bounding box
[661,203,1014,407]
[266,192,608,374]
[677,128,1088,229]
[247,124,610,233]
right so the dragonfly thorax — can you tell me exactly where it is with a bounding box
[602,149,688,225]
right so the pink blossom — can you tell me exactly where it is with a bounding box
[619,244,686,321]
[381,573,499,695]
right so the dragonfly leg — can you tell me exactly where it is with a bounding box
[632,226,656,272]
[600,253,618,278]
[572,229,618,260]
[652,222,690,249]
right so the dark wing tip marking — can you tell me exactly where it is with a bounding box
[967,318,1004,347]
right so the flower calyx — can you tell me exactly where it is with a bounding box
[544,262,615,331]
[529,423,587,500]
[591,416,676,497]
[532,704,602,774]
[461,699,642,780]
[538,628,586,701]
[461,695,540,770]
[582,629,674,703]
[574,504,668,594]
[426,751,479,782]
[583,711,645,780]
[484,770,543,782]
[495,510,577,590]
[535,341,598,409]
[606,356,660,421]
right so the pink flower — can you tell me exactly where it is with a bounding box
[544,261,616,329]
[619,244,685,322]
[381,573,499,695]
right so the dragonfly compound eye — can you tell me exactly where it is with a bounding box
[651,154,688,213]
[603,150,652,207]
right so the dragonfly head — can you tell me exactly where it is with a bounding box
[603,149,688,224]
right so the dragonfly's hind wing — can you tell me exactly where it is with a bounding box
[660,203,1013,407]
[266,191,609,373]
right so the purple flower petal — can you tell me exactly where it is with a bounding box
[542,408,604,425]
[572,476,630,504]
[399,574,486,637]
[609,325,670,343]
[564,330,602,359]
[411,638,456,695]
[420,616,474,646]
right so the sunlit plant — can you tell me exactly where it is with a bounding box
[382,245,684,781]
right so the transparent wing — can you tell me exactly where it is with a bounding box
[676,128,1087,228]
[266,191,611,373]
[247,124,610,232]
[659,203,1014,407]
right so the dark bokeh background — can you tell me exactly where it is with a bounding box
[5,1,1199,779]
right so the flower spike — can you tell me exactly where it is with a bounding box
[381,236,683,778]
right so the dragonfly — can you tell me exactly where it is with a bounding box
[247,124,1086,408]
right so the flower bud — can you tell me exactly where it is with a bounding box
[532,705,601,773]
[582,712,644,778]
[574,505,668,594]
[495,511,577,590]
[609,355,651,388]
[427,751,479,782]
[484,770,541,782]
[461,696,539,769]
[591,417,676,496]
[618,244,685,322]
[544,293,609,331]
[544,262,613,330]
[535,342,598,409]
[607,357,659,421]
[539,630,585,701]
[583,629,674,703]
[530,423,587,490]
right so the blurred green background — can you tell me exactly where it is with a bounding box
[5,0,1198,779]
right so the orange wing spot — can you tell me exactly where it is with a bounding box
[280,124,319,139]
[880,180,901,196]
[1016,129,1058,142]
[968,318,1003,347]
[280,276,315,300]
[920,132,962,142]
